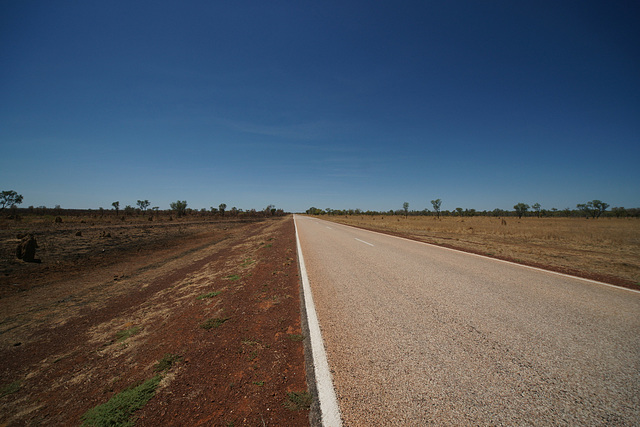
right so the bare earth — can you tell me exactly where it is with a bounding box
[0,215,309,426]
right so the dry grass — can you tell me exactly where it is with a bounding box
[317,215,640,287]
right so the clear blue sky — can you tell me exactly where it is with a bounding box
[1,1,638,213]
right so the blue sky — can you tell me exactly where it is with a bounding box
[1,1,638,213]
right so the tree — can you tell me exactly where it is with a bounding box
[137,199,150,214]
[112,201,120,216]
[170,200,188,217]
[306,207,324,215]
[532,203,541,218]
[403,202,409,218]
[0,190,23,211]
[123,205,135,216]
[430,199,442,219]
[514,203,530,219]
[612,207,627,218]
[577,200,609,219]
[218,203,227,216]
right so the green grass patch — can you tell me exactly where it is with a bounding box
[154,354,182,372]
[253,381,264,387]
[80,375,162,426]
[197,291,221,300]
[284,391,312,411]
[226,274,240,281]
[200,317,230,330]
[0,381,20,398]
[287,334,304,342]
[116,326,140,342]
[240,258,255,267]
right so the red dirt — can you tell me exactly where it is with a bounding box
[0,216,310,426]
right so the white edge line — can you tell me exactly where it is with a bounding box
[305,216,640,295]
[355,238,374,247]
[294,216,343,426]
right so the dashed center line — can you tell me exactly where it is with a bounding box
[355,238,374,247]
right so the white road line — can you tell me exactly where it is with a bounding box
[294,216,343,427]
[307,216,640,295]
[355,238,374,247]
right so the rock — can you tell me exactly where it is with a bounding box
[55,216,63,223]
[16,234,38,262]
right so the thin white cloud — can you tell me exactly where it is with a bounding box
[216,117,362,144]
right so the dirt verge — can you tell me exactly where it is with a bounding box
[0,216,310,426]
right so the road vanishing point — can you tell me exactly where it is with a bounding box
[294,215,640,426]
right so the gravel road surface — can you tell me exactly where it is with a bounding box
[295,215,640,426]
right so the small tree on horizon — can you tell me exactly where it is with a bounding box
[431,199,442,219]
[514,203,530,219]
[112,201,120,216]
[263,204,276,216]
[137,199,150,214]
[0,190,23,211]
[170,200,188,218]
[532,203,541,218]
[218,203,227,216]
[612,207,627,218]
[577,200,609,219]
[403,202,409,218]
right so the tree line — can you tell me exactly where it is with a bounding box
[306,199,640,219]
[0,190,286,219]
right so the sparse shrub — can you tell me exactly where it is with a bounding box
[80,375,162,426]
[284,391,312,410]
[116,326,140,342]
[197,291,221,300]
[200,317,229,330]
[154,353,182,372]
[0,381,20,397]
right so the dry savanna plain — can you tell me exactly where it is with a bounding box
[1,211,639,426]
[314,215,640,290]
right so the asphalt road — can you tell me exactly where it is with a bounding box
[294,215,640,426]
